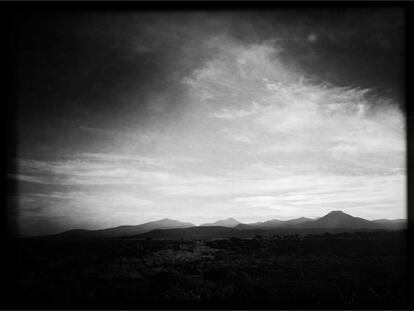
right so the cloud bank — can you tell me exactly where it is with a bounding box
[12,12,405,236]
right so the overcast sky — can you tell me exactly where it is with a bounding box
[9,8,406,236]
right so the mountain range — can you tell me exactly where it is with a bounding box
[40,210,406,240]
[200,218,241,227]
[51,218,194,239]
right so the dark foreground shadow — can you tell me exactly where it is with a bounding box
[14,230,409,309]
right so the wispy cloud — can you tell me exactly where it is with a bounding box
[184,38,404,177]
[15,35,406,235]
[13,153,201,187]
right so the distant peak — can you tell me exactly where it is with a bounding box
[320,210,353,220]
[200,218,240,228]
[327,210,346,215]
[156,218,186,224]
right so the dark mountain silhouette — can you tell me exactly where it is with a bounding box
[128,226,256,240]
[254,219,284,228]
[234,223,256,230]
[129,211,405,240]
[300,211,378,229]
[37,211,405,240]
[258,217,313,228]
[285,217,313,224]
[236,217,313,229]
[48,218,195,239]
[372,218,407,230]
[200,218,241,228]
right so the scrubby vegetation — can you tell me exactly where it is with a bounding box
[17,230,408,309]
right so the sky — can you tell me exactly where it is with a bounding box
[8,8,406,236]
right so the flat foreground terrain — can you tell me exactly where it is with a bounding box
[18,230,407,309]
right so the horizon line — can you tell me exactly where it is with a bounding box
[21,210,408,238]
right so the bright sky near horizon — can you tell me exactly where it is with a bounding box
[10,9,406,236]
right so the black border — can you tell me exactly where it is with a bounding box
[2,1,413,310]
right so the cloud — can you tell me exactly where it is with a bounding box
[183,38,405,177]
[15,33,406,235]
[14,153,202,187]
[212,101,263,119]
[17,190,156,231]
[232,196,280,207]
